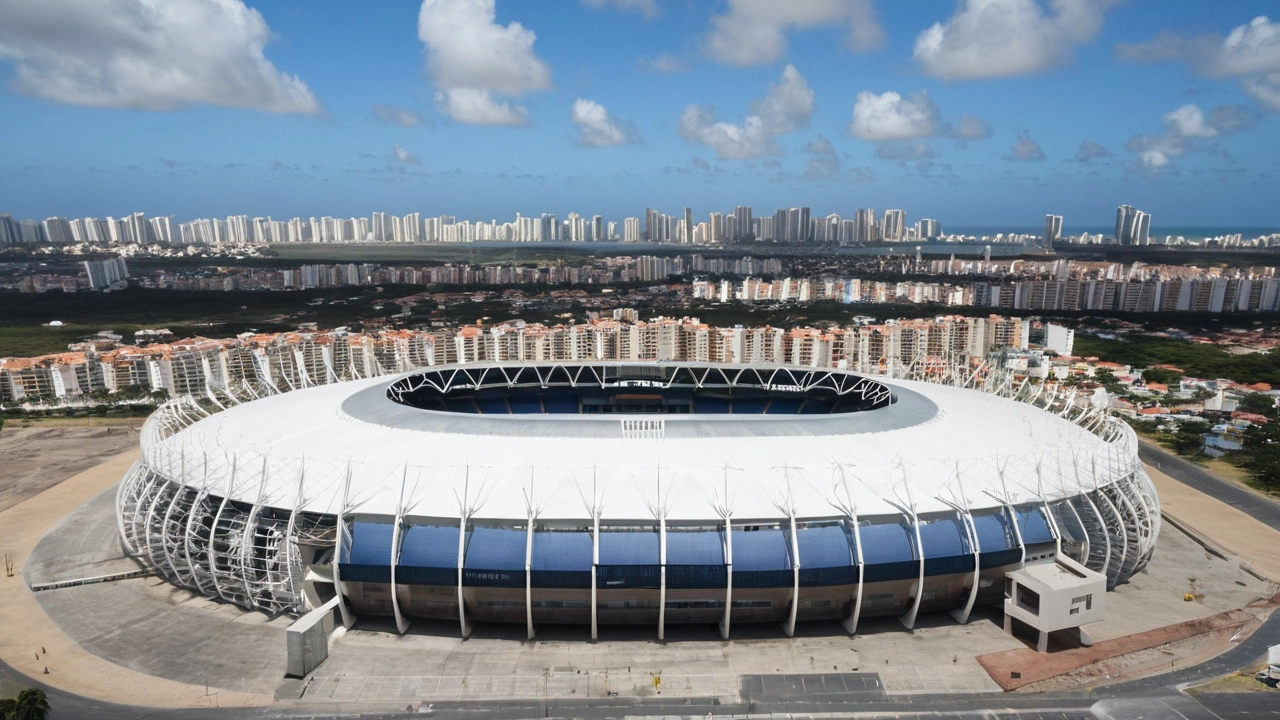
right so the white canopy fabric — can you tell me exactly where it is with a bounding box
[139,366,1128,524]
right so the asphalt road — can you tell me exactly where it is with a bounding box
[1138,440,1280,531]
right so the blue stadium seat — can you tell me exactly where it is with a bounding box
[474,397,509,414]
[765,399,803,414]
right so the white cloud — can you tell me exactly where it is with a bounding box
[571,98,638,147]
[914,0,1115,80]
[678,106,779,159]
[1116,17,1280,113]
[372,104,428,126]
[804,134,836,155]
[1244,72,1280,111]
[950,114,991,140]
[751,64,814,134]
[677,64,812,159]
[1123,102,1257,172]
[1006,130,1046,161]
[435,88,527,126]
[874,142,939,161]
[1073,139,1112,162]
[1162,104,1218,138]
[703,0,885,67]
[848,90,941,142]
[581,0,659,20]
[418,0,551,125]
[644,53,688,73]
[0,0,319,113]
[393,144,423,165]
[1117,17,1280,76]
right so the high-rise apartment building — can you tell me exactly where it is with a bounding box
[1114,205,1150,245]
[880,209,905,241]
[854,209,876,243]
[732,205,752,241]
[1045,214,1063,249]
[709,212,723,244]
[683,207,693,244]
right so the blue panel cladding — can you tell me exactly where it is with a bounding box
[531,531,593,588]
[463,527,526,588]
[397,524,459,586]
[797,524,856,586]
[859,520,919,583]
[339,521,393,584]
[597,530,661,589]
[972,509,1022,569]
[1015,504,1056,545]
[733,527,795,588]
[666,530,726,588]
[918,515,975,577]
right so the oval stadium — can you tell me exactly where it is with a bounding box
[116,362,1159,640]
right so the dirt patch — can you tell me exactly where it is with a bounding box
[0,423,140,512]
[977,609,1256,691]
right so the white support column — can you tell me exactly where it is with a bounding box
[283,460,306,613]
[456,514,471,639]
[783,515,800,638]
[1081,493,1112,576]
[899,511,925,631]
[332,461,354,630]
[239,457,271,610]
[1098,489,1130,580]
[841,514,864,636]
[525,516,535,640]
[719,517,733,640]
[988,465,1027,566]
[591,514,600,642]
[390,513,409,634]
[181,453,210,591]
[208,455,238,602]
[153,450,186,578]
[950,508,981,625]
[657,514,667,641]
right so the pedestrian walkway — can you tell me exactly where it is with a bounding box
[0,449,274,709]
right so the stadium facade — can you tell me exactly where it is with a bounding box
[116,362,1159,638]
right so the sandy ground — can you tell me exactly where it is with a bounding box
[1147,465,1280,582]
[0,422,139,513]
[0,448,274,709]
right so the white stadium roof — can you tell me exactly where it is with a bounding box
[143,362,1121,523]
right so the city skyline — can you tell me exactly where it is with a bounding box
[2,1,1280,226]
[6,201,1279,249]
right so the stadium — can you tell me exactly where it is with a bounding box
[116,361,1159,639]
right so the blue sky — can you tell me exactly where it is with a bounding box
[1,0,1279,232]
